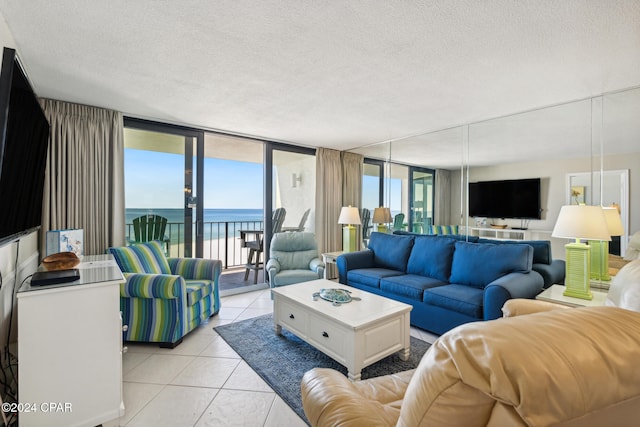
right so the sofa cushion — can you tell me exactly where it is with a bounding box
[606,259,640,311]
[367,232,414,272]
[185,280,213,306]
[109,240,172,274]
[450,241,533,289]
[347,268,405,289]
[380,274,447,301]
[478,239,552,265]
[423,284,484,318]
[406,236,456,282]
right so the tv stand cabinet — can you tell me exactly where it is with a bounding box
[466,227,552,241]
[17,255,125,427]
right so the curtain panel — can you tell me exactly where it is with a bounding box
[435,169,451,226]
[315,148,343,255]
[39,99,125,255]
[341,152,363,249]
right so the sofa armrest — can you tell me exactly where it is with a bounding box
[121,273,185,299]
[301,368,404,427]
[336,250,375,284]
[532,259,566,287]
[266,258,281,280]
[167,258,222,281]
[483,271,544,320]
[309,257,325,276]
[502,299,569,317]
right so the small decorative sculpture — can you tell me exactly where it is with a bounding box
[312,288,361,306]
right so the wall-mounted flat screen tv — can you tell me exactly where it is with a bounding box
[0,47,50,246]
[469,178,541,220]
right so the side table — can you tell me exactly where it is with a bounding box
[536,284,608,308]
[321,251,344,280]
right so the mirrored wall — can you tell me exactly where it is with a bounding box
[349,86,640,257]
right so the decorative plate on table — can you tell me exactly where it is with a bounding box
[312,288,361,306]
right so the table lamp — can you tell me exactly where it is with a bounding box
[338,206,361,252]
[552,205,610,300]
[589,206,624,281]
[372,207,392,233]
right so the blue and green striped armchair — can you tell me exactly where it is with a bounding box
[108,240,221,348]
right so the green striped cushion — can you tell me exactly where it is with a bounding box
[109,241,171,274]
[428,225,459,235]
[109,246,145,273]
[185,280,213,306]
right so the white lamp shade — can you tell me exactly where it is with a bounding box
[552,205,611,241]
[338,206,361,225]
[602,206,624,236]
[372,207,392,224]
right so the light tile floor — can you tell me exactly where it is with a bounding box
[105,288,439,427]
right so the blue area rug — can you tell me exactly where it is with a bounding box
[214,313,431,424]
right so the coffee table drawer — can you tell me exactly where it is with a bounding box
[307,313,347,362]
[276,300,308,336]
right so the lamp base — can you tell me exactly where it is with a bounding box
[564,242,593,300]
[342,225,357,252]
[589,240,611,281]
[376,224,388,233]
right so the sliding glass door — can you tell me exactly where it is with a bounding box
[409,167,435,233]
[123,119,203,258]
[265,143,316,260]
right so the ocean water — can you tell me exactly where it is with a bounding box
[126,208,263,224]
[125,208,264,242]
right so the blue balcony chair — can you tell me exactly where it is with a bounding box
[108,240,221,348]
[266,232,325,288]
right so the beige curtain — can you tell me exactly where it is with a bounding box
[341,152,363,249]
[39,99,125,255]
[435,169,451,225]
[315,148,343,255]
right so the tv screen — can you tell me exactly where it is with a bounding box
[0,47,50,246]
[469,178,541,220]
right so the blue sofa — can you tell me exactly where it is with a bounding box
[337,232,544,334]
[394,230,565,288]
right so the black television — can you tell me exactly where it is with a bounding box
[469,178,541,220]
[0,47,50,247]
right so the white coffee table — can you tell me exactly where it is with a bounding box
[272,279,412,381]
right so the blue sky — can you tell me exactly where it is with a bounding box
[125,148,401,212]
[124,149,263,209]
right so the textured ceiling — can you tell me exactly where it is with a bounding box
[1,0,639,168]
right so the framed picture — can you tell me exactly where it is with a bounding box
[570,186,585,205]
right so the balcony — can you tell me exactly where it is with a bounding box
[125,219,267,292]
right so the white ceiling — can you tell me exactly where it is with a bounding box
[1,0,639,168]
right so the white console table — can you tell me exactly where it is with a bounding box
[465,227,552,241]
[17,254,125,427]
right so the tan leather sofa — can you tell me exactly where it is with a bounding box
[301,301,640,426]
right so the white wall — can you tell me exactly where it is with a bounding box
[449,151,640,260]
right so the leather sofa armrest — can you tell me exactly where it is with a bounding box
[309,257,325,276]
[301,368,405,427]
[266,258,281,284]
[502,299,569,317]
